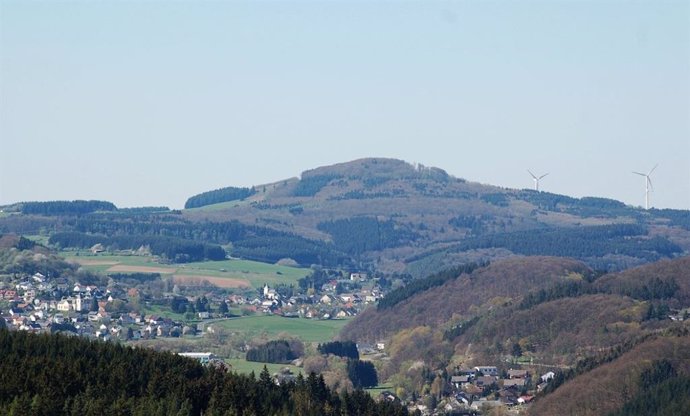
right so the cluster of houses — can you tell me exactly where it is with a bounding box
[392,366,558,415]
[0,271,196,341]
[449,366,535,408]
[1,268,384,344]
[228,279,383,320]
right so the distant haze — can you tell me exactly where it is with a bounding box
[1,1,688,209]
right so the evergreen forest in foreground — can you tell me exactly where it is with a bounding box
[0,329,407,416]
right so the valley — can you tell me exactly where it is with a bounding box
[1,158,689,415]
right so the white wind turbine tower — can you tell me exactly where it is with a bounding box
[528,170,549,192]
[633,164,658,210]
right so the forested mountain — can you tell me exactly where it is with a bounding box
[529,330,690,416]
[340,256,593,342]
[184,186,256,209]
[336,255,690,413]
[180,158,689,272]
[1,158,688,270]
[0,329,408,416]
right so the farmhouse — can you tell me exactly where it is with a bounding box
[474,366,499,377]
[507,369,529,379]
[503,379,527,388]
[178,352,216,365]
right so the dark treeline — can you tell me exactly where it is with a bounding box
[116,206,171,214]
[49,232,226,263]
[292,174,342,197]
[378,262,486,311]
[448,215,490,235]
[246,340,301,364]
[519,280,597,310]
[450,224,681,261]
[480,193,509,207]
[109,272,161,283]
[516,191,634,217]
[170,296,190,314]
[520,275,680,312]
[318,217,418,255]
[609,360,690,416]
[541,331,668,396]
[66,215,349,267]
[0,330,408,416]
[299,269,343,291]
[651,208,690,231]
[184,186,257,209]
[20,200,117,216]
[318,341,359,359]
[347,359,378,388]
[619,277,680,301]
[516,190,581,211]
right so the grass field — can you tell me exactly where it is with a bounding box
[216,315,350,343]
[24,234,51,246]
[226,358,301,376]
[141,304,192,321]
[184,199,253,212]
[63,252,310,289]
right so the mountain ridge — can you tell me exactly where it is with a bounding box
[1,158,688,273]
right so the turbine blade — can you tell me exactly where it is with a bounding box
[632,172,646,176]
[527,170,537,180]
[647,177,654,191]
[539,173,549,180]
[648,163,658,176]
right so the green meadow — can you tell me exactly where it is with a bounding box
[216,315,350,343]
[182,259,310,287]
[62,252,310,289]
[226,358,301,376]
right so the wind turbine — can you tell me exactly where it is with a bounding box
[633,164,658,210]
[528,170,549,192]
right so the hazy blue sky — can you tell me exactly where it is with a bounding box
[1,0,688,209]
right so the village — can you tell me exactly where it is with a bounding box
[0,267,383,342]
[1,262,558,415]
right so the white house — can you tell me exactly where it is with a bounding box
[541,371,555,383]
[350,273,367,281]
[178,352,215,365]
[57,299,72,312]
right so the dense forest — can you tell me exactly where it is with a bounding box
[341,257,594,342]
[49,232,226,263]
[0,212,349,267]
[67,215,348,266]
[347,360,378,389]
[0,330,408,416]
[515,191,633,217]
[116,207,171,214]
[184,186,256,209]
[447,223,681,262]
[318,341,360,359]
[530,330,690,416]
[246,340,302,364]
[377,262,485,310]
[292,174,342,197]
[317,217,418,256]
[19,200,117,215]
[609,360,690,416]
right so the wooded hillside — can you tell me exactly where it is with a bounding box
[340,256,592,342]
[529,330,690,416]
[0,329,408,416]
